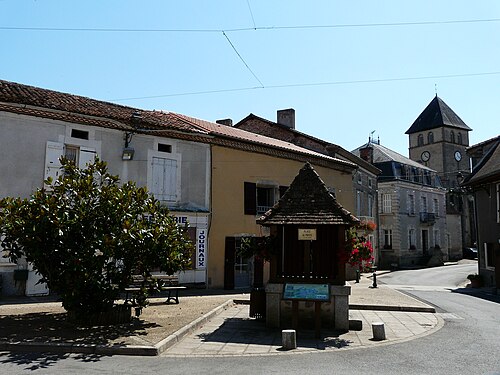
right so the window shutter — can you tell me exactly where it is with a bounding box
[44,141,64,184]
[78,147,97,169]
[244,182,257,215]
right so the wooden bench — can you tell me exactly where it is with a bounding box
[124,274,186,305]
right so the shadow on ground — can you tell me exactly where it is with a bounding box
[197,317,352,351]
[0,311,159,345]
[450,287,500,304]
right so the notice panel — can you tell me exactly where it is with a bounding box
[283,283,330,301]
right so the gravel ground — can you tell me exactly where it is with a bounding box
[0,291,249,347]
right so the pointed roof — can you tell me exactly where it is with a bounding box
[257,163,359,226]
[462,136,500,186]
[405,96,472,134]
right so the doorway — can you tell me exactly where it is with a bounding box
[224,237,252,290]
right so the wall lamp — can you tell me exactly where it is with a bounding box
[122,132,135,161]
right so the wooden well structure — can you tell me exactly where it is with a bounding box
[257,163,358,331]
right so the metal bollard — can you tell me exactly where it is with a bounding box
[372,271,377,288]
[355,269,360,283]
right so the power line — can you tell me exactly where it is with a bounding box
[1,17,499,33]
[111,71,500,101]
[222,31,264,87]
[246,0,257,30]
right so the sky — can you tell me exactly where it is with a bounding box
[2,0,499,157]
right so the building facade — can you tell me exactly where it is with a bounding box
[353,141,447,269]
[463,136,500,290]
[234,110,380,267]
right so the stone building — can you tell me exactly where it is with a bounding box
[352,140,447,269]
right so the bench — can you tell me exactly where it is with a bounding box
[124,274,186,305]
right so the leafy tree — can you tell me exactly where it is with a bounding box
[0,158,193,321]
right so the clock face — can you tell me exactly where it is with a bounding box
[454,151,462,162]
[421,151,431,162]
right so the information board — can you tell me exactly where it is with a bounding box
[283,283,330,301]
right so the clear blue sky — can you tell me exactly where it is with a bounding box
[2,0,499,156]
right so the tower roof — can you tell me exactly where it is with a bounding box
[257,163,358,226]
[405,96,472,134]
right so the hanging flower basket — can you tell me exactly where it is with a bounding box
[344,228,374,271]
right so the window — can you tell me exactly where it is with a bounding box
[433,198,439,217]
[450,131,455,143]
[44,141,97,184]
[484,243,495,269]
[417,134,424,146]
[368,178,373,188]
[408,229,416,249]
[244,182,278,215]
[357,172,362,185]
[457,132,462,145]
[70,129,89,140]
[257,186,276,214]
[433,229,440,248]
[408,193,415,215]
[383,229,393,249]
[158,143,172,153]
[427,132,434,144]
[382,193,392,213]
[356,190,362,216]
[368,194,374,217]
[421,195,427,213]
[151,156,178,202]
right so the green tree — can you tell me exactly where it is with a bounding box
[0,158,193,321]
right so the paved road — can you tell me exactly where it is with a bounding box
[1,262,499,375]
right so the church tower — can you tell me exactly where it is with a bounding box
[406,96,475,257]
[405,96,472,188]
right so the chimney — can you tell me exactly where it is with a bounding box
[359,146,374,164]
[277,108,295,129]
[216,118,233,126]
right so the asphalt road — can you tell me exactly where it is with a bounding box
[1,261,499,375]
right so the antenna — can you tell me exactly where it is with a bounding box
[369,130,376,143]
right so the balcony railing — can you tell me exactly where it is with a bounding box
[419,212,436,224]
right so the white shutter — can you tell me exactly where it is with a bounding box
[78,147,97,169]
[44,141,64,184]
[151,157,178,201]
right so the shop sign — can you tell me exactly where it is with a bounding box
[196,228,206,269]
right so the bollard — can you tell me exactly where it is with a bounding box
[372,322,386,340]
[355,269,360,283]
[372,271,378,288]
[282,329,297,350]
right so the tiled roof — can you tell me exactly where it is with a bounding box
[0,79,206,134]
[257,163,359,226]
[173,113,356,168]
[463,136,500,186]
[235,113,380,174]
[406,96,472,134]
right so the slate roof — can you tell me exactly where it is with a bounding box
[405,96,472,134]
[257,163,359,226]
[462,136,500,186]
[352,142,435,172]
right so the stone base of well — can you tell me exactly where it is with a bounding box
[265,283,351,331]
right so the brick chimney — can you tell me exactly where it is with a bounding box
[216,118,233,126]
[359,145,374,164]
[277,108,295,129]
